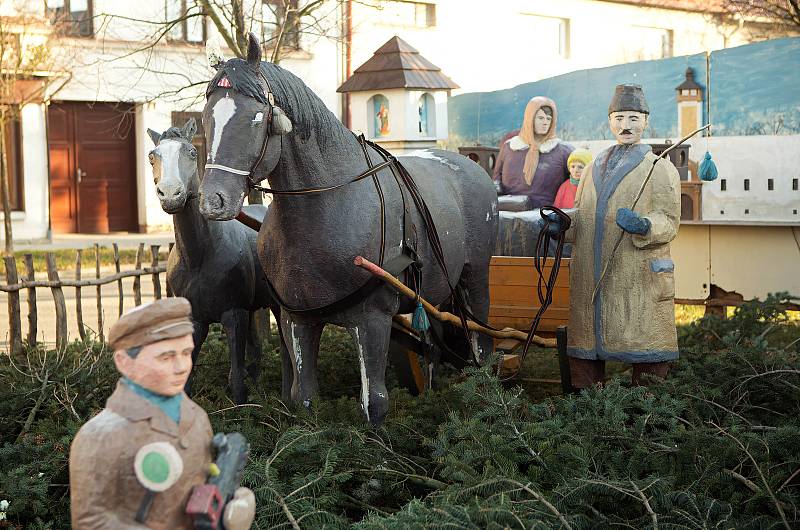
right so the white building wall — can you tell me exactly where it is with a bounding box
[10,104,50,241]
[350,0,749,95]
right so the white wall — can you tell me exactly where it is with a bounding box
[350,0,750,95]
[689,135,800,224]
[1,103,50,242]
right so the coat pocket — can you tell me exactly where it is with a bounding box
[649,258,675,302]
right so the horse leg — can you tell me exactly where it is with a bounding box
[461,263,494,365]
[280,312,322,408]
[221,308,249,404]
[245,310,262,382]
[348,313,393,427]
[272,305,294,402]
[184,320,209,397]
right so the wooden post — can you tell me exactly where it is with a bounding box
[95,244,104,343]
[151,245,161,300]
[3,256,23,356]
[113,243,123,316]
[46,253,68,352]
[166,242,174,297]
[133,243,143,306]
[75,249,86,341]
[24,254,37,344]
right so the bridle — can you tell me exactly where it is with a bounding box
[204,69,276,185]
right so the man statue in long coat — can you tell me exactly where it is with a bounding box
[565,84,681,388]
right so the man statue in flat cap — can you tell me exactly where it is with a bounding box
[69,297,255,530]
[559,84,681,388]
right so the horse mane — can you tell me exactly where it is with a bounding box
[206,59,350,143]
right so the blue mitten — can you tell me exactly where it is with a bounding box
[616,208,651,235]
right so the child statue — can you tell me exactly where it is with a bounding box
[69,297,255,529]
[558,84,681,388]
[554,148,592,209]
[492,96,574,210]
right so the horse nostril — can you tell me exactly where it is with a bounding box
[156,188,165,197]
[172,189,181,198]
[215,192,225,209]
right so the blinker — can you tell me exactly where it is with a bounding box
[217,77,232,88]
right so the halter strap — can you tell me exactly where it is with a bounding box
[205,164,251,176]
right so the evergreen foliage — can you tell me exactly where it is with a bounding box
[1,304,798,529]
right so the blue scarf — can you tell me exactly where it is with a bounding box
[123,378,182,424]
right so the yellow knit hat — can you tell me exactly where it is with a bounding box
[567,148,592,167]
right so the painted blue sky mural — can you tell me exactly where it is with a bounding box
[448,37,800,147]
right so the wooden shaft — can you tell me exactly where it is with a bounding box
[355,256,556,348]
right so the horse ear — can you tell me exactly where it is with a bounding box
[272,106,293,135]
[181,118,197,140]
[246,32,261,68]
[147,128,161,146]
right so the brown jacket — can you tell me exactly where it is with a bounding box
[70,380,213,529]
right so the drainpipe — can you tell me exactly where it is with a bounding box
[343,0,352,129]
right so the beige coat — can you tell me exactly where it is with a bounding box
[566,143,680,363]
[70,381,213,529]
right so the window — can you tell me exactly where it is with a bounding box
[768,178,774,191]
[377,1,436,28]
[2,116,24,211]
[165,0,205,43]
[46,0,93,37]
[720,179,726,191]
[417,93,435,136]
[261,0,300,49]
[793,178,798,191]
[171,112,206,176]
[744,178,750,191]
[522,14,569,59]
[623,26,673,61]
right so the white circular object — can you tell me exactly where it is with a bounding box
[133,442,184,492]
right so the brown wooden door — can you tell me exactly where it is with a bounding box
[48,102,138,233]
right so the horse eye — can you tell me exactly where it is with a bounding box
[188,148,197,159]
[148,153,155,164]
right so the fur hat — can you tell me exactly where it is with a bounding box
[608,84,649,115]
[567,148,592,167]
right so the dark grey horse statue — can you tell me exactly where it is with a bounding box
[197,34,498,426]
[147,119,291,403]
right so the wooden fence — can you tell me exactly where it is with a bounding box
[2,243,173,355]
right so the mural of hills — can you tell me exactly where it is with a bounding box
[448,37,800,147]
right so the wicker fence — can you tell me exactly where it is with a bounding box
[1,243,172,356]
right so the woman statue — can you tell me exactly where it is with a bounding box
[492,96,574,210]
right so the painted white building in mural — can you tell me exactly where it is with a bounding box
[1,0,769,240]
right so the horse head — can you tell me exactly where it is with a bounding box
[147,119,199,214]
[199,33,292,220]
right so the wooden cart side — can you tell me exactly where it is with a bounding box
[488,256,571,337]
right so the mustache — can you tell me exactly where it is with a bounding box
[620,129,633,135]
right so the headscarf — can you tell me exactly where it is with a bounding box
[514,96,558,185]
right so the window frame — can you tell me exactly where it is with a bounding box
[261,0,301,50]
[3,115,25,212]
[165,0,207,45]
[376,0,437,29]
[520,13,570,59]
[46,0,94,38]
